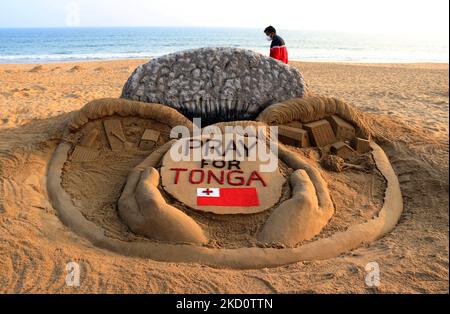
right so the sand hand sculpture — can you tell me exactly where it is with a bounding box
[47,48,403,269]
[119,166,208,244]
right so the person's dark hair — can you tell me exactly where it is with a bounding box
[264,26,276,34]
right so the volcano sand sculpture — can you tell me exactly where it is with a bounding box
[47,48,403,269]
[122,48,307,125]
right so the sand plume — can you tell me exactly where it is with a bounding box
[67,98,193,132]
[257,96,375,140]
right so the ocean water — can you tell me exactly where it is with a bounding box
[0,27,448,64]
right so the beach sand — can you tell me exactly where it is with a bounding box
[0,60,448,293]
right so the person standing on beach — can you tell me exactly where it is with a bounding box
[264,26,288,64]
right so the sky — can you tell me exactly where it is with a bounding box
[0,0,448,39]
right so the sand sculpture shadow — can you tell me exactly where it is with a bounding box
[46,48,403,269]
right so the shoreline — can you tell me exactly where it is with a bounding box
[0,57,448,67]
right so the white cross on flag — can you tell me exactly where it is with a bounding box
[196,188,220,197]
[196,188,259,207]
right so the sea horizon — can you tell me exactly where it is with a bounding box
[0,26,448,64]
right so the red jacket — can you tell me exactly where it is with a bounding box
[270,35,288,64]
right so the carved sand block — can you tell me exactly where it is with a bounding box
[160,136,286,215]
[278,125,310,148]
[103,119,127,151]
[351,137,371,154]
[69,128,101,162]
[330,142,356,160]
[326,115,356,141]
[71,145,99,162]
[79,128,99,148]
[139,129,160,151]
[303,120,337,147]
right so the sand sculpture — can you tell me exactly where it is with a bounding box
[121,48,307,125]
[159,135,286,215]
[46,48,403,269]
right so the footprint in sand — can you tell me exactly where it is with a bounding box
[68,66,83,72]
[20,88,31,96]
[29,65,44,73]
[119,67,134,73]
[65,93,80,99]
[9,88,31,97]
[31,85,47,92]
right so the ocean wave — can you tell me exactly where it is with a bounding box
[0,50,447,64]
[0,52,154,63]
[0,28,447,64]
